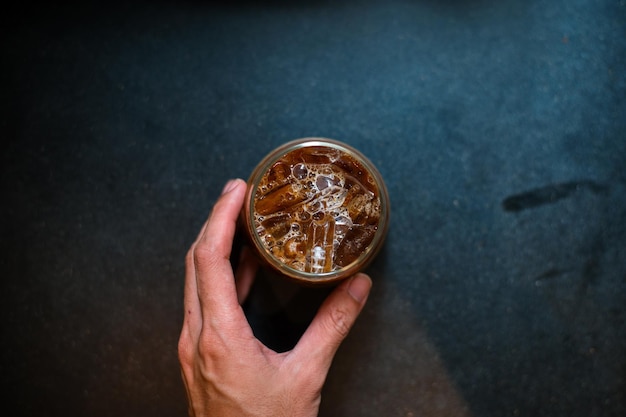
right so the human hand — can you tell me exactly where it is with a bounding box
[178,178,372,417]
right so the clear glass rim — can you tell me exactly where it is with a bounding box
[244,137,390,283]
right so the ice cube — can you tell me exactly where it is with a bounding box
[267,161,291,186]
[255,183,307,216]
[305,216,335,273]
[334,225,377,267]
[261,213,292,240]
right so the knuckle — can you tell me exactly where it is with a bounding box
[193,241,222,269]
[177,330,195,365]
[195,330,231,378]
[196,329,223,360]
[328,305,352,338]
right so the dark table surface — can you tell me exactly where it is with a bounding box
[2,1,625,416]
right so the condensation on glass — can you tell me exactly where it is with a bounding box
[242,138,390,285]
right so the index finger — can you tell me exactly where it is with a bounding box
[181,219,208,341]
[193,179,248,324]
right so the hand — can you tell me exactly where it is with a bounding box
[178,178,372,417]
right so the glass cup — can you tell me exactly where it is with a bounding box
[241,138,390,286]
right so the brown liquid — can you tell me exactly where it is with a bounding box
[253,146,381,273]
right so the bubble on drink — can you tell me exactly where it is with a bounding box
[253,146,382,274]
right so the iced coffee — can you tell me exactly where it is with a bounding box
[243,138,389,284]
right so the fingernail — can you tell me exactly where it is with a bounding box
[347,273,372,303]
[221,179,240,195]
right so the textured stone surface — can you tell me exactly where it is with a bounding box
[2,1,625,416]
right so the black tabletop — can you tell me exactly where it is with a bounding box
[2,1,625,416]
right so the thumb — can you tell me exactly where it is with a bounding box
[293,273,372,369]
